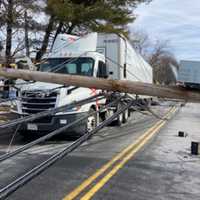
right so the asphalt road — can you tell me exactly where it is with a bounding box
[1,102,198,200]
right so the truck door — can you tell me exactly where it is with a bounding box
[97,61,109,79]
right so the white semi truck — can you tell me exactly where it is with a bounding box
[13,33,152,137]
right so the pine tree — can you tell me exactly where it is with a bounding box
[0,0,151,62]
[36,0,151,61]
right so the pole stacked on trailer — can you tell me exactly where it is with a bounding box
[0,68,200,102]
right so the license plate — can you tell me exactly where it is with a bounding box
[27,124,38,131]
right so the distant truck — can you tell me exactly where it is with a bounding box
[178,60,200,89]
[13,33,153,137]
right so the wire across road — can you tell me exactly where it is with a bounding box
[0,97,132,199]
[63,106,178,200]
[0,102,179,200]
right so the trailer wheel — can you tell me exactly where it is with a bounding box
[128,108,131,117]
[122,109,129,124]
[114,103,123,126]
[116,112,123,126]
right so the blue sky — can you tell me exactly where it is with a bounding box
[131,0,200,61]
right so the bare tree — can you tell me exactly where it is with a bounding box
[0,0,45,63]
[129,30,179,85]
[5,0,14,65]
[148,40,179,85]
[24,11,30,56]
[130,30,151,58]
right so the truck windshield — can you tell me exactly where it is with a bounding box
[39,58,94,76]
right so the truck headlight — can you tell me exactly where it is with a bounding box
[10,102,18,111]
[67,106,81,112]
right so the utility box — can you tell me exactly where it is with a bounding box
[191,142,200,155]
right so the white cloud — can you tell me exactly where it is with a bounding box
[131,0,200,61]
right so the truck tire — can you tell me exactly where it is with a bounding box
[114,103,123,126]
[122,109,129,124]
[115,112,123,126]
[63,109,98,139]
[87,108,97,132]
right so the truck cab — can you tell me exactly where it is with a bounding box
[14,34,109,137]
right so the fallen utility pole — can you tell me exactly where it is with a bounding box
[0,68,200,102]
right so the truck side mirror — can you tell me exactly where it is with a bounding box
[97,61,109,79]
[124,64,127,78]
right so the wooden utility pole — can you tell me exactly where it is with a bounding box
[0,68,200,102]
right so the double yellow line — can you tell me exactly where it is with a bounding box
[63,106,177,200]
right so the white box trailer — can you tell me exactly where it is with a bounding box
[178,60,200,89]
[97,33,153,83]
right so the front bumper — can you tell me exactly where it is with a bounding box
[19,113,88,136]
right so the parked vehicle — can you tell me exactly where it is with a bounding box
[178,60,200,89]
[13,33,153,137]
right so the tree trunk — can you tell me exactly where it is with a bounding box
[67,24,75,34]
[35,15,55,62]
[5,0,13,66]
[51,21,63,50]
[24,11,30,57]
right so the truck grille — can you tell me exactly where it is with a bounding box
[21,91,57,114]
